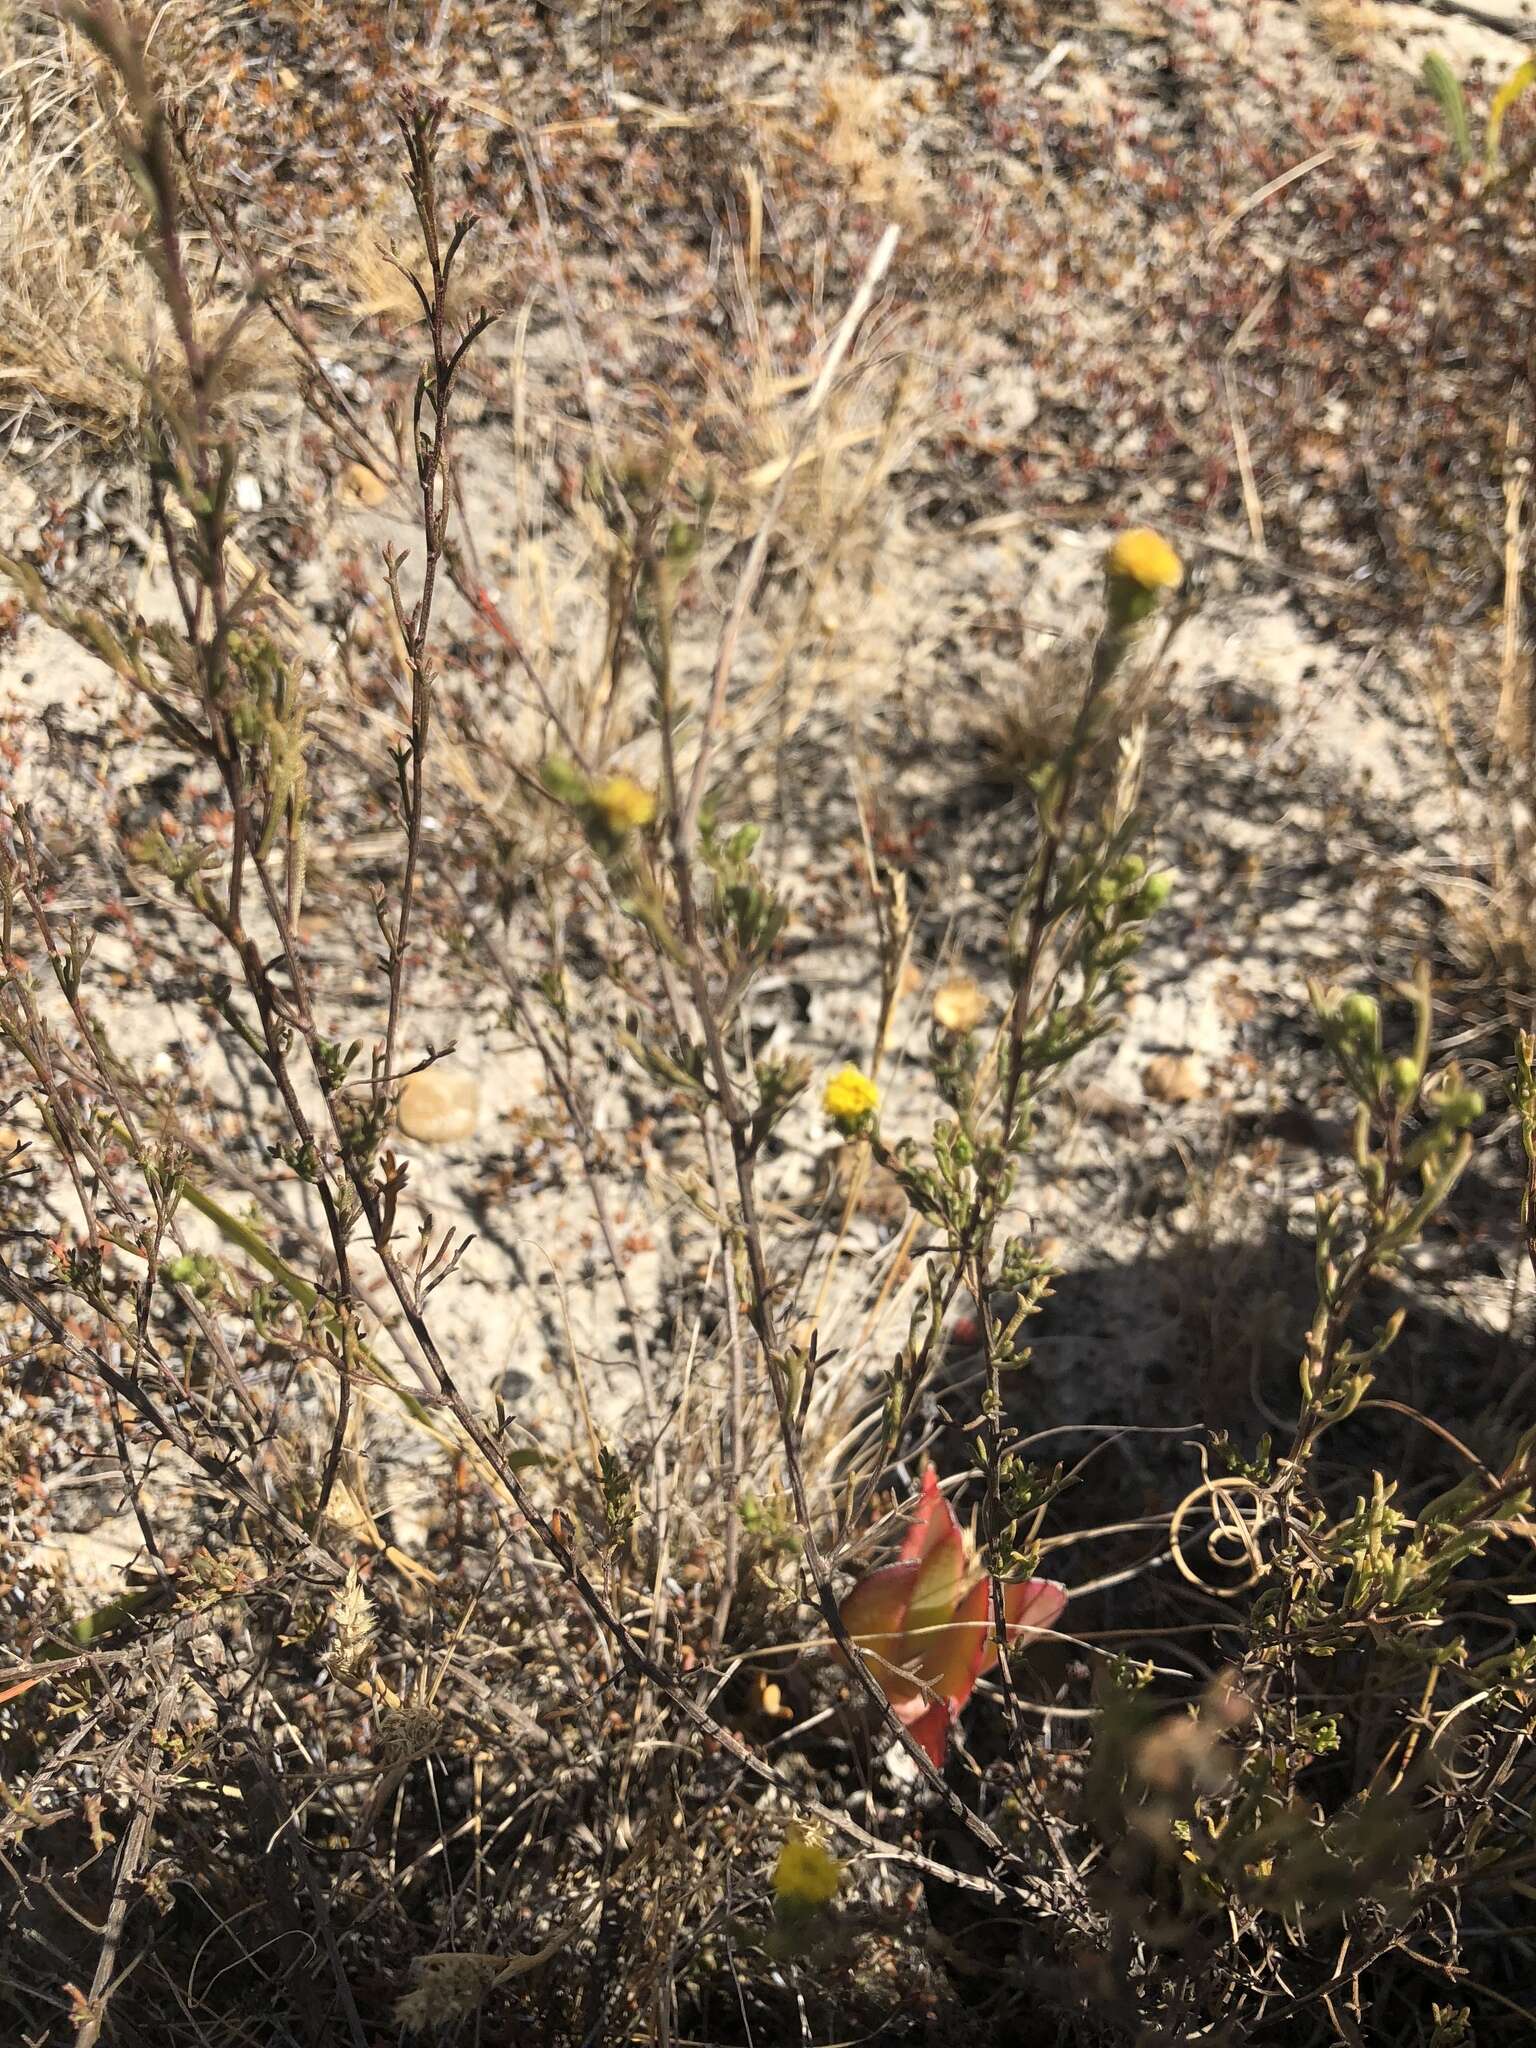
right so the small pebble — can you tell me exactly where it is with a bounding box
[397,1068,479,1143]
[342,462,391,508]
[1142,1053,1205,1105]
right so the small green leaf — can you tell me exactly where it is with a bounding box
[1423,52,1472,167]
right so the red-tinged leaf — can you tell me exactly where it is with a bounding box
[979,1578,1069,1675]
[905,1698,954,1770]
[838,1558,922,1704]
[898,1462,964,1564]
[839,1558,920,1641]
[1005,1576,1068,1636]
[909,1572,990,1711]
[902,1495,967,1681]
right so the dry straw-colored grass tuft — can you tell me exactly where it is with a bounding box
[0,9,290,440]
[1304,0,1386,62]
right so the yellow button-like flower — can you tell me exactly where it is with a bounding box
[772,1825,843,1913]
[823,1064,880,1129]
[1107,528,1183,593]
[589,774,656,834]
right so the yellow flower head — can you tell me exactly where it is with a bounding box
[1107,528,1183,594]
[823,1064,880,1129]
[590,774,656,835]
[773,1825,843,1913]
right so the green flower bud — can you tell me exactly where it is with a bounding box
[1339,993,1379,1040]
[1435,1087,1484,1129]
[1388,1056,1420,1101]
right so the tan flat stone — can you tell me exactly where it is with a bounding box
[397,1068,479,1143]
